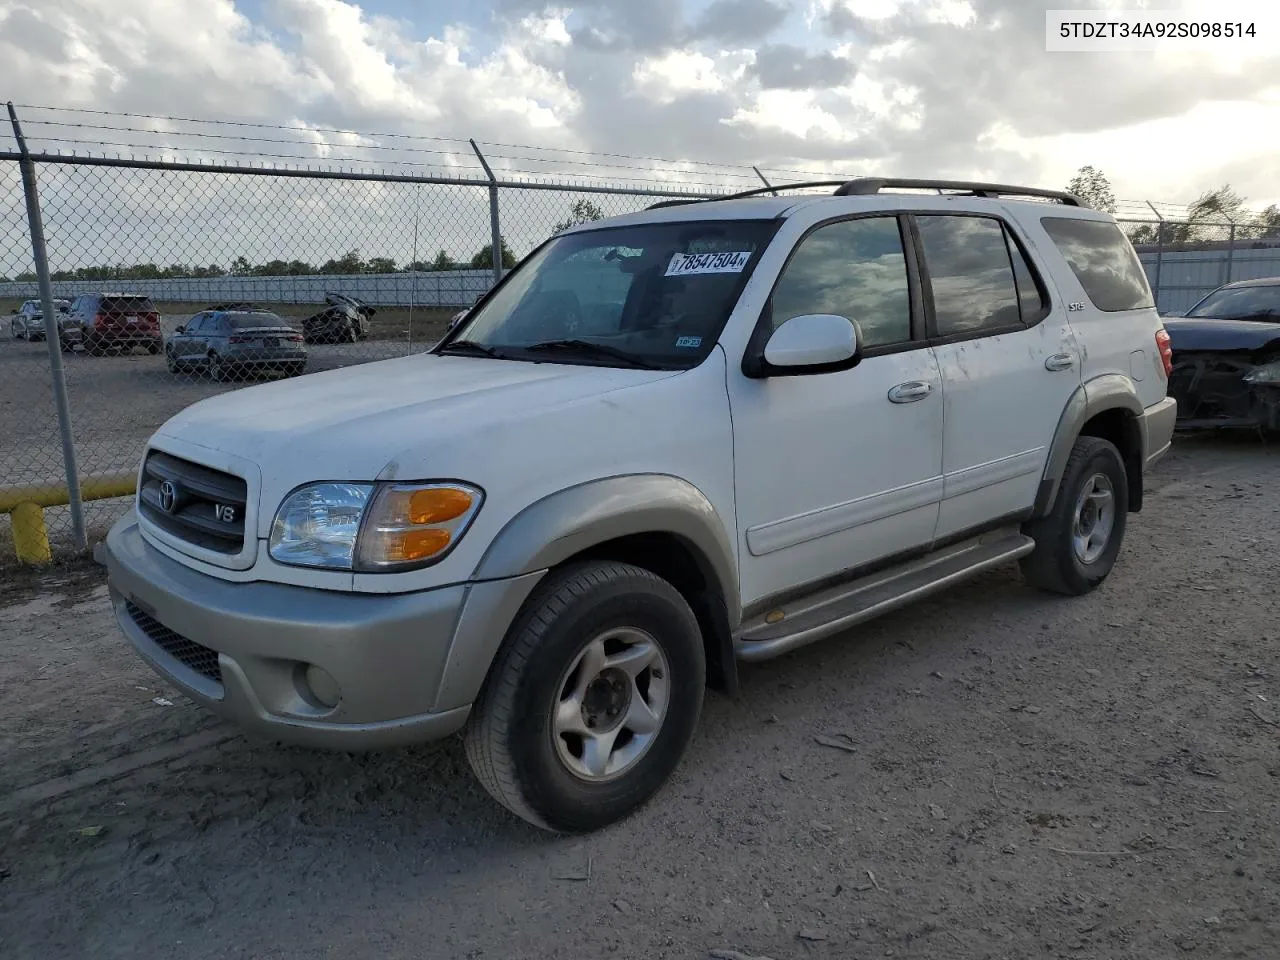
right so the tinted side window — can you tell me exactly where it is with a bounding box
[916,215,1021,338]
[1040,217,1154,312]
[1005,229,1048,323]
[770,216,911,348]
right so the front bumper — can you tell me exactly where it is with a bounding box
[1141,396,1178,468]
[105,516,487,749]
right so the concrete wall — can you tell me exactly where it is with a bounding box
[0,269,500,309]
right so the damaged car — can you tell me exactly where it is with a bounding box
[1163,277,1280,434]
[302,292,375,344]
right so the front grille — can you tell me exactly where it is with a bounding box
[125,601,223,684]
[138,451,247,554]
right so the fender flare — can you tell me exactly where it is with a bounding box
[471,473,740,624]
[1033,375,1145,517]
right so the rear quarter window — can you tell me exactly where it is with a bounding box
[1040,217,1154,312]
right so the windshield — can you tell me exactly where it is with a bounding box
[441,219,780,368]
[1187,284,1280,322]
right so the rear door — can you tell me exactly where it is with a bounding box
[912,211,1083,540]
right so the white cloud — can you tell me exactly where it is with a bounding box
[0,0,1275,221]
[632,50,729,102]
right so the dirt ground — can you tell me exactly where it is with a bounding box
[1,435,1278,960]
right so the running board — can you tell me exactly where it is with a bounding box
[735,530,1035,662]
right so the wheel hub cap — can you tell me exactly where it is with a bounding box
[1072,472,1116,565]
[552,627,671,782]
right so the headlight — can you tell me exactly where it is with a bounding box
[269,482,372,569]
[268,480,483,571]
[1243,361,1280,385]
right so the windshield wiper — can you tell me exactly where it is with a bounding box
[438,339,506,359]
[523,339,660,369]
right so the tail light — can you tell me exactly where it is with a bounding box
[1155,329,1172,377]
[229,335,252,344]
[286,333,304,342]
[94,311,109,328]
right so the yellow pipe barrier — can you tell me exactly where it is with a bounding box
[2,470,136,565]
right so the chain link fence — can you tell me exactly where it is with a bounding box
[3,111,1280,561]
[0,147,711,558]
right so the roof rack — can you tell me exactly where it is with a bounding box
[834,177,1082,205]
[646,177,1082,210]
[646,181,847,210]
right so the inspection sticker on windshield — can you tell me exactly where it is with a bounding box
[665,251,752,277]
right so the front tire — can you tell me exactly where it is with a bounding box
[465,561,706,833]
[207,352,225,382]
[1020,436,1128,596]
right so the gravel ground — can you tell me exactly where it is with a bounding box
[1,435,1278,960]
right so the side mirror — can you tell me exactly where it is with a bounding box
[448,310,467,331]
[174,325,185,334]
[761,314,859,371]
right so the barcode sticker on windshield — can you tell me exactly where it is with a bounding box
[665,251,752,276]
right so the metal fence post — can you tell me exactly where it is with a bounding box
[753,166,778,196]
[470,140,503,287]
[1225,221,1236,284]
[1146,202,1165,310]
[7,102,87,551]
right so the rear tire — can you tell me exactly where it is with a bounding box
[1020,436,1128,596]
[207,353,225,382]
[465,561,706,833]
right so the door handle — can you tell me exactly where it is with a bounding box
[887,381,933,403]
[1045,353,1075,371]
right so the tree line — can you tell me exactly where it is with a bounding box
[2,199,610,284]
[1065,166,1280,243]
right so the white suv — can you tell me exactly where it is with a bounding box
[105,178,1177,832]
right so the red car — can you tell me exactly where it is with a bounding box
[70,293,165,355]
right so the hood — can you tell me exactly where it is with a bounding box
[1163,317,1280,353]
[156,352,679,480]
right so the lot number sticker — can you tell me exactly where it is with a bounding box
[665,251,752,276]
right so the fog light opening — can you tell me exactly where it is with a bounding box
[302,663,341,709]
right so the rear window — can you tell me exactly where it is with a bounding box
[226,312,285,329]
[1040,217,1154,312]
[101,296,158,313]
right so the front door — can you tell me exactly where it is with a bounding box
[911,212,1083,540]
[728,214,945,608]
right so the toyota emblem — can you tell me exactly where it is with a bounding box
[158,480,178,513]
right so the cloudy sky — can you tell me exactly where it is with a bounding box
[1,0,1278,271]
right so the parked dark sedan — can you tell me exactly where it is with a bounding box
[165,308,307,380]
[1163,278,1280,434]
